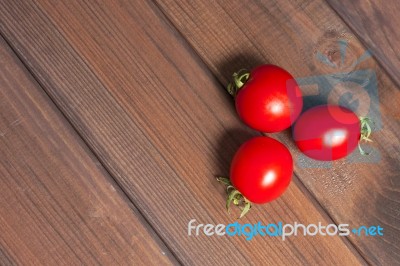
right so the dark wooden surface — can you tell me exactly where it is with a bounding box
[154,1,400,264]
[0,0,398,265]
[327,0,400,87]
[0,37,175,265]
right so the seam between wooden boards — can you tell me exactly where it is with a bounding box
[0,3,211,261]
[0,31,182,266]
[1,2,212,262]
[150,0,370,264]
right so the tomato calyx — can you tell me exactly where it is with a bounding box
[358,116,373,155]
[216,177,252,218]
[226,69,250,97]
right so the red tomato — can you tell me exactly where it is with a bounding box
[232,65,303,132]
[230,136,293,204]
[293,105,361,161]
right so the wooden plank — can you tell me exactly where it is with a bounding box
[0,37,176,265]
[0,0,365,265]
[151,0,400,264]
[326,0,400,87]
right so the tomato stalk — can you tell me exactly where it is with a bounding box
[358,116,373,155]
[216,177,252,218]
[227,69,250,97]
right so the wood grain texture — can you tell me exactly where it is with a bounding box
[0,37,176,265]
[152,0,400,264]
[0,0,365,265]
[326,0,400,87]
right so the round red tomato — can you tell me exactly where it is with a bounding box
[231,65,303,132]
[230,136,293,204]
[293,105,361,161]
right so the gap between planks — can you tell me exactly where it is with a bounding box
[0,33,183,266]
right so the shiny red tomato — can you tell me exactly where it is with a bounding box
[230,65,303,132]
[293,105,361,161]
[230,136,293,204]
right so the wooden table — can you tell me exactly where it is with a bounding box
[1,0,399,265]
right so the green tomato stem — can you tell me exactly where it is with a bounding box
[358,116,374,155]
[216,177,252,218]
[226,69,250,97]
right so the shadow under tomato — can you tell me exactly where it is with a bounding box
[216,53,265,85]
[213,127,258,179]
[212,54,266,177]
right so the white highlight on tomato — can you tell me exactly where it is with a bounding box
[323,129,348,147]
[262,170,276,187]
[267,100,285,114]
